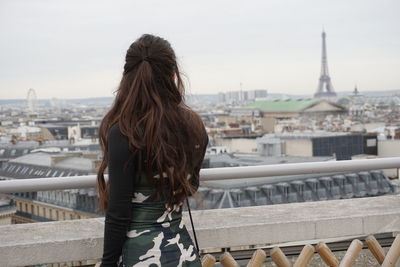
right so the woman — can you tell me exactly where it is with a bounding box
[97,34,208,267]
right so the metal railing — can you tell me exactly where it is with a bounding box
[0,157,399,193]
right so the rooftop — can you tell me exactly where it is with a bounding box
[245,99,318,112]
[10,152,54,166]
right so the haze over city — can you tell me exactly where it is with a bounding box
[0,0,399,99]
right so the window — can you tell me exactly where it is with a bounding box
[367,139,377,147]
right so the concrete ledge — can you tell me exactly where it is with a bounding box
[1,194,400,266]
[193,194,400,248]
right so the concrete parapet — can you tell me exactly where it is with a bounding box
[0,194,399,266]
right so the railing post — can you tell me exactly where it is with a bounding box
[270,247,292,267]
[381,234,400,267]
[293,244,315,267]
[201,254,216,267]
[338,239,363,267]
[365,235,385,264]
[315,242,339,267]
[246,249,267,267]
[220,252,239,267]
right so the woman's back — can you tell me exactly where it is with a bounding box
[98,34,208,267]
[101,116,207,267]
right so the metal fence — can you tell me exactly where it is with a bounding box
[1,157,400,193]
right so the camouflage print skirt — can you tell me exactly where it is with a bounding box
[120,190,201,267]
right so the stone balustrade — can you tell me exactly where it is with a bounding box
[1,194,400,266]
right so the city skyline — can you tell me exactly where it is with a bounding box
[0,0,399,99]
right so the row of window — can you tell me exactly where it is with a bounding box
[17,201,87,221]
[36,189,99,213]
[0,148,29,156]
[0,145,100,158]
[2,163,83,178]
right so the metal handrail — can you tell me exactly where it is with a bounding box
[0,157,399,193]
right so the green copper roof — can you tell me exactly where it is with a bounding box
[245,99,318,112]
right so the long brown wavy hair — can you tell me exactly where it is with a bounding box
[97,34,206,211]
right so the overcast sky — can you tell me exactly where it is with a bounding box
[0,0,399,99]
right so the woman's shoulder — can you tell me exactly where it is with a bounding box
[179,107,208,145]
[180,106,203,125]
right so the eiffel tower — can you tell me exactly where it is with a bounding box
[314,31,336,98]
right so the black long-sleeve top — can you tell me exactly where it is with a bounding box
[100,124,208,267]
[100,124,136,267]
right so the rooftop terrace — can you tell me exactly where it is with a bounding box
[0,158,399,266]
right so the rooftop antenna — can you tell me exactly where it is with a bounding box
[27,88,37,114]
[240,82,243,102]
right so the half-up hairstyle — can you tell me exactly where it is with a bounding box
[97,34,206,211]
